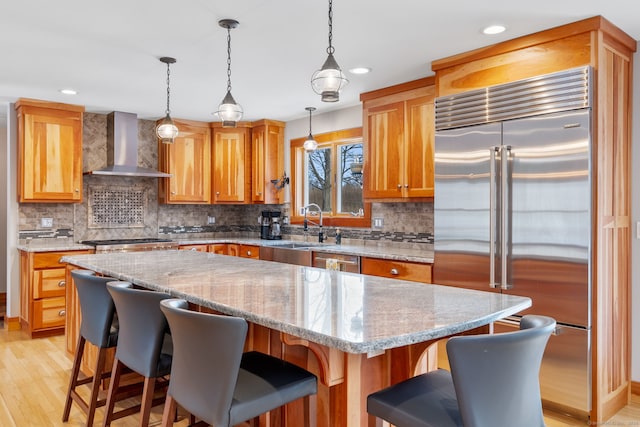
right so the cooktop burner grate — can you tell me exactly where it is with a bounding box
[81,238,173,246]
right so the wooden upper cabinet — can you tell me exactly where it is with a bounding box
[251,119,285,204]
[211,123,251,204]
[361,78,435,202]
[16,99,84,203]
[158,120,211,204]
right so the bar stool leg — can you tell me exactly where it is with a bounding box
[62,335,86,422]
[87,346,109,426]
[102,358,125,426]
[161,394,178,427]
[139,376,157,427]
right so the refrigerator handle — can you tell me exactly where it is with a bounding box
[501,146,513,290]
[489,147,499,288]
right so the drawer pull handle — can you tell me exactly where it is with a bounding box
[58,280,66,287]
[58,309,66,317]
[390,268,399,275]
[247,251,252,256]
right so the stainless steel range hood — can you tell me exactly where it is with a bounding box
[87,111,171,177]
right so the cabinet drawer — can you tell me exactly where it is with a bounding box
[361,257,432,283]
[33,268,66,299]
[239,244,260,259]
[179,244,209,252]
[32,296,66,330]
[32,250,92,268]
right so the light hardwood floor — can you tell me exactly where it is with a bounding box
[0,324,638,426]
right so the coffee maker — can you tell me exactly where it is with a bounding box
[260,210,282,240]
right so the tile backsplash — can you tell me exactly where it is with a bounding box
[18,113,434,245]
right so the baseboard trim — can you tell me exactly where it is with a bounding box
[0,292,6,319]
[632,381,640,396]
[6,316,20,331]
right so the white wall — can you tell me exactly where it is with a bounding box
[0,121,6,294]
[631,49,640,382]
[5,104,19,317]
[283,105,362,144]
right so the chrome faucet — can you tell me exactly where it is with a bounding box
[302,203,325,243]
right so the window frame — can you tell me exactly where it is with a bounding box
[290,127,370,228]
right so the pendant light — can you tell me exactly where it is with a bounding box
[156,57,179,144]
[216,19,243,127]
[303,107,318,152]
[311,0,348,102]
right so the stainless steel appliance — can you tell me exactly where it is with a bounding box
[81,238,179,253]
[434,67,592,417]
[312,252,360,273]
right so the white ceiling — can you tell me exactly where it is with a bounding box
[0,0,638,127]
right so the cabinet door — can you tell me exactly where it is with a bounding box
[404,95,435,198]
[159,121,211,204]
[363,101,404,199]
[209,244,228,255]
[252,121,285,204]
[17,103,83,202]
[212,127,251,203]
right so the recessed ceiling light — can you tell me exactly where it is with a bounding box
[483,25,506,35]
[59,88,78,95]
[349,67,371,75]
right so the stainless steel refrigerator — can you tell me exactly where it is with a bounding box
[433,67,592,417]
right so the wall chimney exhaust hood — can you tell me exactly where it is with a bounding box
[87,111,171,177]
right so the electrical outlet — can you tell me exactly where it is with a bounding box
[207,216,216,225]
[41,218,53,228]
[373,217,384,228]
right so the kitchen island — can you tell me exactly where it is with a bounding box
[61,250,530,427]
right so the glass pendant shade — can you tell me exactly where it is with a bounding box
[156,114,179,143]
[217,90,243,127]
[303,106,317,152]
[303,134,318,152]
[311,53,348,103]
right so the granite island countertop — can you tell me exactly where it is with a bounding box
[61,250,529,354]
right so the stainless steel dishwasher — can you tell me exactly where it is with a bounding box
[312,252,360,273]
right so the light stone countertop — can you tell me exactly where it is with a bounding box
[61,250,530,354]
[18,237,434,263]
[16,238,94,252]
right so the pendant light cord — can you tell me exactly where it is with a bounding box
[326,0,334,55]
[226,27,233,92]
[308,109,313,134]
[165,62,172,115]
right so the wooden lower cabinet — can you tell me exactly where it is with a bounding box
[228,244,260,259]
[178,244,209,252]
[209,243,229,255]
[19,249,92,338]
[361,257,432,283]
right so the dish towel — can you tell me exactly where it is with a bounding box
[325,258,339,271]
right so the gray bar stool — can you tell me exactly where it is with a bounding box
[62,270,119,426]
[159,298,318,427]
[102,282,173,427]
[367,315,556,427]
